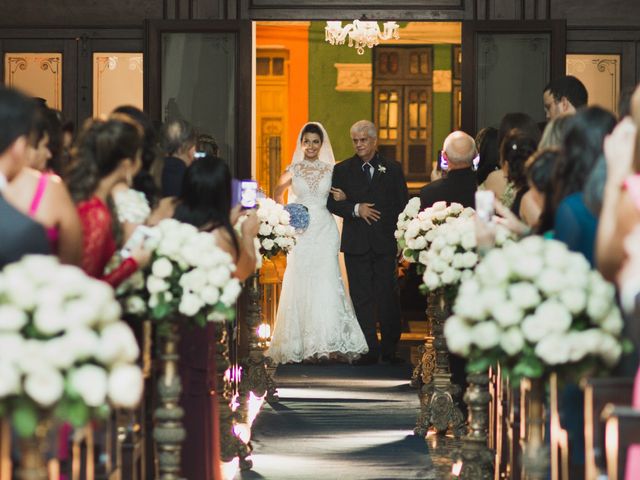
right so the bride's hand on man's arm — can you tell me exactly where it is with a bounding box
[330,187,347,201]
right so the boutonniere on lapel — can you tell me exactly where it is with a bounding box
[377,164,386,174]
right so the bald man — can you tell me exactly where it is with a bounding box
[420,131,478,210]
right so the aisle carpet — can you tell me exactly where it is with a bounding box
[237,363,462,480]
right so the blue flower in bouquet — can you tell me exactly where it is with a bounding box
[284,203,310,233]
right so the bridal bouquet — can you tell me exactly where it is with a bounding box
[256,198,296,258]
[284,203,310,233]
[444,236,627,382]
[396,200,474,272]
[0,256,144,437]
[113,188,151,224]
[119,219,242,327]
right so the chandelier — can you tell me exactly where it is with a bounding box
[325,20,400,55]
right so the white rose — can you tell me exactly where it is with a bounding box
[432,201,447,211]
[199,285,221,305]
[481,288,507,315]
[0,361,20,397]
[275,237,289,248]
[601,307,624,335]
[70,365,108,407]
[449,203,463,214]
[180,269,208,293]
[443,315,473,356]
[152,258,173,278]
[460,231,477,251]
[425,230,436,242]
[61,327,100,363]
[108,364,144,408]
[521,315,548,343]
[445,229,461,245]
[32,306,66,336]
[179,293,204,317]
[0,334,24,363]
[440,246,456,263]
[0,305,28,331]
[491,302,523,328]
[147,275,169,294]
[418,250,430,265]
[462,252,478,269]
[412,236,427,251]
[453,292,486,322]
[432,235,447,251]
[24,368,64,407]
[259,223,273,236]
[559,288,587,315]
[267,213,280,226]
[543,241,569,270]
[520,235,545,255]
[221,279,242,306]
[471,321,501,350]
[431,257,448,274]
[535,334,571,365]
[500,327,525,356]
[405,221,420,240]
[477,251,510,286]
[97,323,140,366]
[157,237,181,257]
[598,333,623,367]
[207,267,232,288]
[125,296,147,315]
[423,270,441,291]
[512,256,544,280]
[262,239,275,251]
[535,300,572,334]
[279,210,291,224]
[536,269,565,296]
[441,268,461,285]
[587,295,612,322]
[508,283,541,310]
[405,197,421,217]
[274,225,287,236]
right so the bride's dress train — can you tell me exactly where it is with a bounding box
[267,158,368,364]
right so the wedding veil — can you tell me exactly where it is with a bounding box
[288,122,335,204]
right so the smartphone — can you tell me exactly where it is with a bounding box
[475,190,495,223]
[439,151,449,171]
[232,179,258,209]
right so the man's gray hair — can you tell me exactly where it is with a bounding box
[162,118,197,156]
[350,120,377,139]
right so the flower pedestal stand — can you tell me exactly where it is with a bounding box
[522,377,549,480]
[215,323,251,471]
[16,423,50,480]
[410,318,435,388]
[454,370,494,479]
[153,324,186,480]
[415,289,466,437]
[242,272,278,402]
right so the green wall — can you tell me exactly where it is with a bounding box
[308,21,372,161]
[432,44,453,164]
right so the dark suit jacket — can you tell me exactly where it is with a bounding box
[161,156,187,198]
[419,167,477,210]
[0,195,50,268]
[327,153,408,255]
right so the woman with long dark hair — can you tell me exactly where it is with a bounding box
[66,115,150,285]
[149,154,258,479]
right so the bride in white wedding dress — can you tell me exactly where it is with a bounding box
[267,122,369,364]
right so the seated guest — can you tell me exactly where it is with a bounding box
[420,130,477,209]
[543,75,588,121]
[500,130,538,222]
[0,87,50,267]
[4,105,83,265]
[160,118,197,197]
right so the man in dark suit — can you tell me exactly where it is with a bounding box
[0,87,50,268]
[328,120,409,364]
[420,131,478,210]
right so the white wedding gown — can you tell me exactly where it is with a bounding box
[267,160,369,364]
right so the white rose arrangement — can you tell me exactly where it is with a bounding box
[420,215,513,293]
[256,198,296,259]
[119,219,241,327]
[0,255,144,438]
[444,236,629,382]
[395,200,474,273]
[113,188,151,225]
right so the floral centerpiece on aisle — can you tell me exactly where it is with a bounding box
[419,215,513,295]
[444,236,629,383]
[118,219,242,327]
[395,199,474,273]
[0,255,144,438]
[256,198,296,259]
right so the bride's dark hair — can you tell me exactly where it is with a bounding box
[301,123,324,143]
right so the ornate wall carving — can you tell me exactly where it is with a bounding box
[334,63,372,92]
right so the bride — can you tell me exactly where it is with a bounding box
[267,122,368,364]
